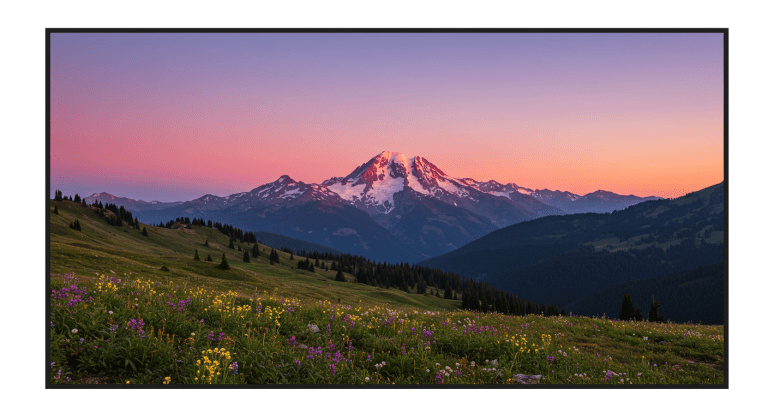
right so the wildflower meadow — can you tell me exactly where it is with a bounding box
[49,272,724,386]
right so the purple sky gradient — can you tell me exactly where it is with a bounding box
[51,32,723,201]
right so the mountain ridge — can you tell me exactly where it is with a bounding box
[81,151,667,263]
[420,182,724,308]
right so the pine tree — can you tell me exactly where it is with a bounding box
[206,254,213,262]
[290,253,294,260]
[219,253,230,270]
[620,294,635,321]
[74,194,81,203]
[308,264,315,273]
[229,237,235,249]
[648,297,662,323]
[269,249,279,264]
[204,240,209,247]
[444,285,453,300]
[141,226,148,236]
[53,206,58,215]
[194,249,200,261]
[356,268,367,284]
[335,270,345,282]
[243,250,250,263]
[251,244,259,259]
[634,306,644,321]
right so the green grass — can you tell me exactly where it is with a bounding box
[50,200,459,312]
[48,273,724,385]
[48,200,724,386]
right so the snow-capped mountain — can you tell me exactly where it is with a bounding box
[322,151,467,215]
[461,179,534,197]
[245,175,347,208]
[128,175,422,262]
[322,151,562,223]
[82,151,661,263]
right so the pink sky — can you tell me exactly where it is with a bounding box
[51,33,724,201]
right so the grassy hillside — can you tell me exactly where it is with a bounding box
[49,200,459,312]
[48,272,724,386]
[48,199,725,386]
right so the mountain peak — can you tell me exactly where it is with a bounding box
[276,175,296,183]
[88,192,117,199]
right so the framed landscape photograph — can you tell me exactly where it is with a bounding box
[47,29,726,388]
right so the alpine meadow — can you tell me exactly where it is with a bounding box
[48,30,726,388]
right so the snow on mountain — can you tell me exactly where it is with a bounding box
[323,152,407,213]
[244,175,347,208]
[532,189,581,202]
[323,151,501,214]
[464,179,535,199]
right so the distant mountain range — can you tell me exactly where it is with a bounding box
[84,151,662,263]
[420,182,724,310]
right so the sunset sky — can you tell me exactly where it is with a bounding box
[50,32,724,201]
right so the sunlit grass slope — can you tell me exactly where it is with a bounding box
[49,200,458,312]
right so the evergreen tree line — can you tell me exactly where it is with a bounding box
[101,210,560,316]
[494,240,724,308]
[295,255,331,273]
[569,263,724,324]
[619,294,666,322]
[53,192,146,233]
[54,190,76,202]
[460,282,562,316]
[157,217,262,246]
[67,197,139,229]
[96,202,137,227]
[281,248,558,315]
